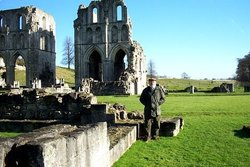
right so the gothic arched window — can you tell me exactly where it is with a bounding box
[18,15,23,30]
[92,7,98,23]
[116,5,122,21]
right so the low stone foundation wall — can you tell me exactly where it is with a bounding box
[0,122,137,167]
[108,125,137,165]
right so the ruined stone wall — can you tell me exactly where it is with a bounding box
[74,0,147,95]
[0,122,137,167]
[0,123,109,167]
[0,89,97,121]
[0,6,56,87]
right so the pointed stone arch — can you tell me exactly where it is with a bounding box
[84,46,104,81]
[10,51,28,86]
[89,50,102,81]
[110,44,130,63]
[110,44,130,80]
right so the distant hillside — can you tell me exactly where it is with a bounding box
[12,67,240,92]
[157,78,238,92]
[8,66,75,87]
[56,66,75,87]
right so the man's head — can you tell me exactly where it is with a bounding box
[148,78,157,89]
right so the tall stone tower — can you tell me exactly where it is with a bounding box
[0,6,56,87]
[74,0,146,94]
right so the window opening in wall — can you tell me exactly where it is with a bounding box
[45,36,48,51]
[92,7,98,23]
[19,15,23,30]
[114,50,128,80]
[40,36,45,50]
[89,51,102,81]
[42,16,46,30]
[15,55,26,86]
[0,57,6,86]
[117,5,122,21]
[0,17,3,28]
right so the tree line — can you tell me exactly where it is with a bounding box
[236,52,250,82]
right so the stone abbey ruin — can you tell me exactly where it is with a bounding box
[0,6,56,87]
[74,0,147,95]
[0,0,183,166]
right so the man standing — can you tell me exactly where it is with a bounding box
[140,78,166,141]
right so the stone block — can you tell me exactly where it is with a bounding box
[160,117,184,136]
[89,104,107,123]
[109,125,137,165]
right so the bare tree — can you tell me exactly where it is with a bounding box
[181,72,190,79]
[61,36,74,69]
[148,59,157,78]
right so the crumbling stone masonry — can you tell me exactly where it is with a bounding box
[0,6,56,87]
[74,0,147,95]
[0,122,137,167]
[0,89,97,121]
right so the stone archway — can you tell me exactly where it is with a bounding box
[114,49,128,81]
[89,50,102,81]
[0,56,6,87]
[14,55,26,86]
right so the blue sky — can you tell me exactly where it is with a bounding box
[1,0,250,79]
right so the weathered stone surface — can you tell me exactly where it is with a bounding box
[74,0,147,95]
[127,111,144,119]
[0,6,56,87]
[0,122,137,167]
[0,90,97,121]
[211,83,234,93]
[160,117,184,137]
[108,125,137,165]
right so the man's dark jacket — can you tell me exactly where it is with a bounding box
[140,85,166,118]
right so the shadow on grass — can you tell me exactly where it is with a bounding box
[234,126,250,138]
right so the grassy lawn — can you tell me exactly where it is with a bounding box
[56,66,75,87]
[0,132,22,138]
[14,66,75,87]
[98,94,250,167]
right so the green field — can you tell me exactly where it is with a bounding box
[5,67,250,166]
[11,66,75,87]
[55,66,75,87]
[157,78,238,92]
[97,94,250,167]
[0,132,22,138]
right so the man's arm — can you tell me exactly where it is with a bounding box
[140,89,146,105]
[158,87,166,105]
